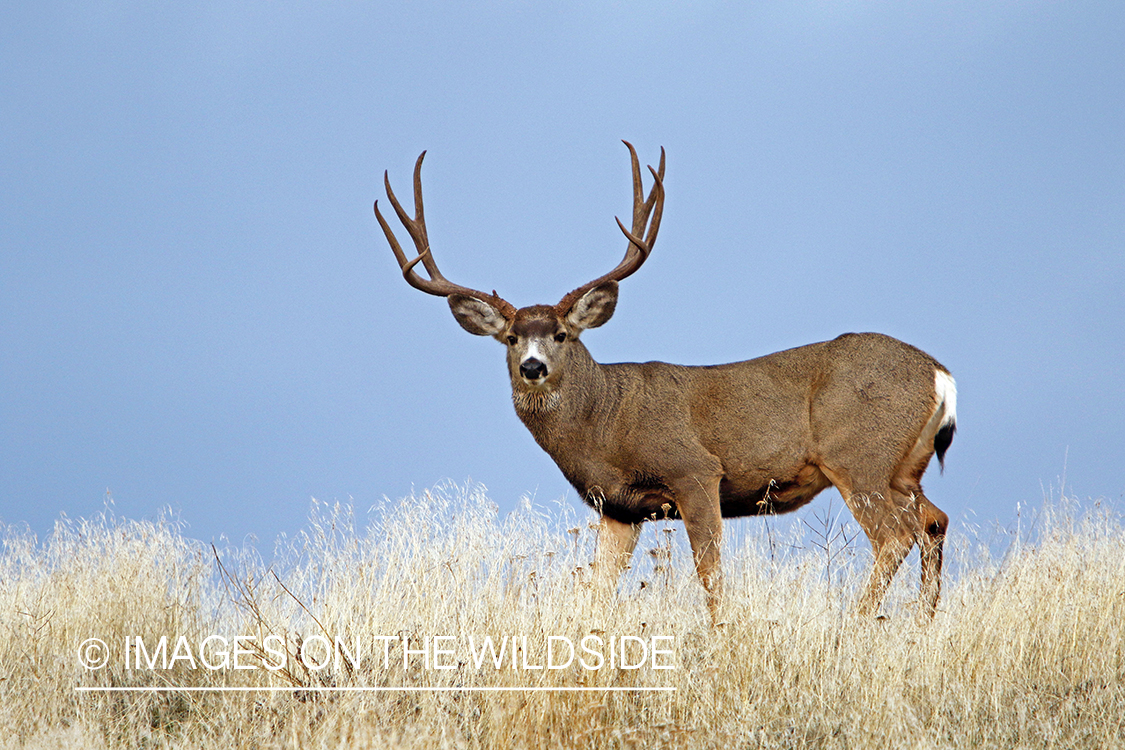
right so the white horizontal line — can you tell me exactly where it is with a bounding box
[75,686,675,693]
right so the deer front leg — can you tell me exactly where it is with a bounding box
[589,515,640,610]
[670,473,725,624]
[593,515,641,580]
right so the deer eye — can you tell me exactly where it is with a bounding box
[506,335,518,345]
[554,332,567,343]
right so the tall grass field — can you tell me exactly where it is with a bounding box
[2,483,1123,748]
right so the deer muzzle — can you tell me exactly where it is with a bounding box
[519,358,548,381]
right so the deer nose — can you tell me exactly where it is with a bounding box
[520,358,548,381]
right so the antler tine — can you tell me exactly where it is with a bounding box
[557,143,666,313]
[375,151,516,317]
[616,160,665,257]
[380,152,442,283]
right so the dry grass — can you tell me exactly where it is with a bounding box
[2,483,1124,749]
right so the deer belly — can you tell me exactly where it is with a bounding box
[719,464,831,517]
[577,480,679,525]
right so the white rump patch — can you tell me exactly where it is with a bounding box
[934,370,957,428]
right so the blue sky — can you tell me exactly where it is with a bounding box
[2,1,1122,546]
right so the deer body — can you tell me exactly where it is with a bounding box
[514,331,947,524]
[376,144,955,621]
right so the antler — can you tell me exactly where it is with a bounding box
[556,141,665,314]
[375,151,517,318]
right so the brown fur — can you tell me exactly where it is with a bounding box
[377,145,954,622]
[496,321,953,620]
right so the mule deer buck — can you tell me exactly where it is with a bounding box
[375,143,956,621]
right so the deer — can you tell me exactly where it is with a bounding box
[374,142,956,622]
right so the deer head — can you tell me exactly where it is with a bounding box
[375,142,664,402]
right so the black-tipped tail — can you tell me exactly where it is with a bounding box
[934,421,956,473]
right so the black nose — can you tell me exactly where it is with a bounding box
[520,358,548,380]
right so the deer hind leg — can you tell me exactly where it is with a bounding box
[846,486,949,619]
[820,467,918,617]
[915,490,949,618]
[851,489,919,617]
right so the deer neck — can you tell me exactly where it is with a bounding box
[511,343,613,443]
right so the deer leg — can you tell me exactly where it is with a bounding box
[825,473,917,618]
[670,474,724,624]
[854,489,920,617]
[857,522,914,616]
[594,515,641,579]
[915,491,949,619]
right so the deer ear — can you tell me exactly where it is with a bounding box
[448,294,509,336]
[566,281,618,330]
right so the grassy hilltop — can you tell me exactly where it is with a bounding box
[2,484,1124,749]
